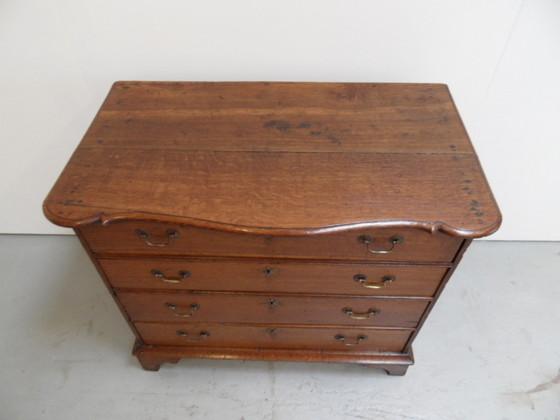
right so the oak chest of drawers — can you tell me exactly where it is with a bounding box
[44,81,501,375]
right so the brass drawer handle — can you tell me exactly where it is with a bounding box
[335,334,368,346]
[176,330,210,342]
[357,235,404,254]
[151,269,192,283]
[353,274,396,289]
[135,229,180,247]
[342,307,380,320]
[165,302,200,317]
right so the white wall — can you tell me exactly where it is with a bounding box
[1,0,559,240]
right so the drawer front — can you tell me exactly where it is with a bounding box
[118,292,429,328]
[135,322,413,352]
[100,258,448,297]
[81,221,463,263]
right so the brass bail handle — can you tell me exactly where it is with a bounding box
[135,229,180,247]
[353,274,396,289]
[342,307,380,320]
[176,331,210,342]
[335,334,368,346]
[151,269,191,283]
[357,235,404,254]
[165,302,200,317]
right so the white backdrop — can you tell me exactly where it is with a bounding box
[1,0,559,240]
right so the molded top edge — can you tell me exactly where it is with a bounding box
[43,205,502,239]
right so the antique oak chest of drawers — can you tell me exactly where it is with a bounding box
[44,82,501,375]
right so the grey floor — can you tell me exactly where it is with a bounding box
[0,236,558,419]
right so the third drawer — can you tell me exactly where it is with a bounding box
[117,292,430,328]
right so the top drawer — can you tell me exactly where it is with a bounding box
[78,221,463,263]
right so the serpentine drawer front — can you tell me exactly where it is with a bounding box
[80,223,463,263]
[44,82,501,375]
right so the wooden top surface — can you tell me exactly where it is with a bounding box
[44,82,501,237]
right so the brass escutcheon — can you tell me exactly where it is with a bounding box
[262,267,276,276]
[265,299,280,308]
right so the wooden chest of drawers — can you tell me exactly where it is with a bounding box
[44,82,500,375]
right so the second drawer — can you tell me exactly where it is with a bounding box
[117,292,430,328]
[99,258,448,297]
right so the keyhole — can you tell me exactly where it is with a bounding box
[263,267,276,276]
[266,299,279,308]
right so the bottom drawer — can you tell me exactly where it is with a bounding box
[135,322,413,353]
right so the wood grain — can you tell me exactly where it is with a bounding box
[82,106,471,154]
[134,322,413,352]
[48,150,499,236]
[132,339,414,375]
[117,292,430,328]
[44,82,501,237]
[98,257,448,297]
[80,222,463,263]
